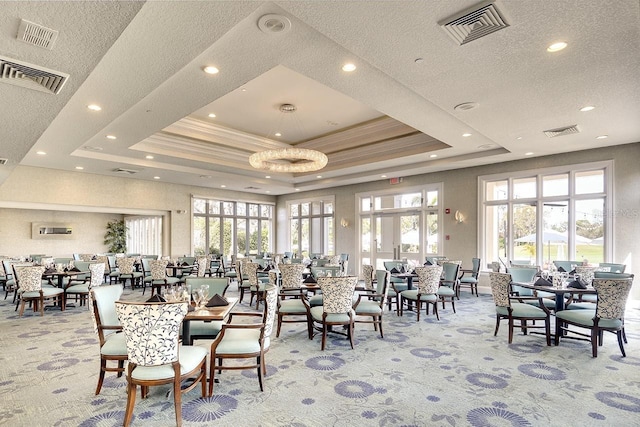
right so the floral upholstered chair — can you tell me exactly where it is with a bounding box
[307,276,358,350]
[555,276,634,357]
[116,257,143,290]
[490,272,551,345]
[209,284,277,395]
[116,301,208,427]
[65,262,105,308]
[361,264,375,292]
[353,269,389,338]
[16,265,65,317]
[276,263,311,338]
[90,284,126,395]
[147,259,180,296]
[400,265,442,321]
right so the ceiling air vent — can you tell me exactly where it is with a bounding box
[543,125,580,138]
[0,55,69,94]
[17,19,59,50]
[244,186,260,190]
[113,168,140,175]
[0,158,8,165]
[440,1,509,46]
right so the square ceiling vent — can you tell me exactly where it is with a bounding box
[0,55,69,94]
[440,1,509,46]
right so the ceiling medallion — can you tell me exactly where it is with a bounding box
[249,148,328,173]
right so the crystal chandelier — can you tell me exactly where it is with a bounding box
[249,103,328,173]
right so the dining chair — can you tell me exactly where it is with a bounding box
[360,264,375,292]
[555,276,634,357]
[16,265,65,317]
[276,264,312,338]
[116,301,208,427]
[245,262,268,309]
[182,276,230,344]
[195,256,208,277]
[90,283,127,395]
[307,276,358,350]
[116,257,143,290]
[209,284,277,395]
[437,262,460,313]
[65,262,105,307]
[490,272,551,345]
[147,259,181,296]
[353,269,389,338]
[458,257,481,297]
[400,265,442,321]
[597,263,626,273]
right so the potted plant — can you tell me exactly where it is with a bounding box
[104,219,127,253]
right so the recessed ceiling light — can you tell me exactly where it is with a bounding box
[145,155,154,159]
[525,152,534,156]
[462,133,472,137]
[516,136,523,140]
[274,132,282,137]
[75,166,84,170]
[316,175,322,179]
[153,176,160,180]
[106,135,117,140]
[266,190,271,193]
[203,66,219,74]
[295,188,300,191]
[36,151,46,155]
[87,104,101,111]
[430,154,438,158]
[265,175,271,179]
[580,106,595,112]
[547,42,567,52]
[208,113,216,118]
[241,88,247,92]
[220,185,226,188]
[381,175,387,178]
[596,135,608,139]
[342,63,356,72]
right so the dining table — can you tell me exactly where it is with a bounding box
[182,297,237,345]
[513,282,597,312]
[43,269,88,288]
[391,272,418,290]
[165,264,195,277]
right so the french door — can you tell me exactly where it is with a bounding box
[371,212,422,270]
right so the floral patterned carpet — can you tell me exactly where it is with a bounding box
[1,284,639,427]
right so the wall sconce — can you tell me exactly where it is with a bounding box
[454,210,465,223]
[340,218,349,228]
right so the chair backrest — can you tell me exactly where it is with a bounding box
[375,269,389,304]
[574,265,596,285]
[593,277,634,320]
[140,258,151,276]
[91,284,124,338]
[441,262,460,283]
[73,261,91,273]
[95,256,110,274]
[317,276,357,314]
[425,256,447,265]
[195,256,208,277]
[490,272,513,308]
[149,259,168,280]
[116,257,136,274]
[15,265,45,292]
[594,271,634,279]
[383,260,403,271]
[142,254,158,260]
[116,301,188,366]
[310,266,341,279]
[280,263,305,289]
[507,267,538,283]
[244,262,260,287]
[362,265,375,291]
[79,254,95,262]
[185,277,229,296]
[178,256,196,265]
[598,263,626,273]
[2,259,14,279]
[106,255,117,271]
[89,262,106,288]
[470,257,481,276]
[553,260,582,272]
[414,265,442,294]
[263,284,278,338]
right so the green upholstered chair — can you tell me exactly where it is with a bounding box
[276,264,311,338]
[90,284,126,395]
[16,265,65,317]
[182,277,230,344]
[555,276,634,357]
[458,257,481,297]
[553,260,582,272]
[65,262,105,307]
[209,284,277,395]
[597,263,626,273]
[507,266,538,296]
[353,269,389,338]
[400,265,442,321]
[490,272,551,345]
[438,262,460,313]
[116,301,207,427]
[307,276,358,350]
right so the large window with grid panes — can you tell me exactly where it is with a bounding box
[287,197,335,258]
[193,198,273,258]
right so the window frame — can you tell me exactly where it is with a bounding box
[286,196,335,258]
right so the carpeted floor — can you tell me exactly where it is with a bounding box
[1,284,639,427]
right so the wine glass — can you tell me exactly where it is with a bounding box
[200,285,209,303]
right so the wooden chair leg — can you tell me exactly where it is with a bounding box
[123,382,136,427]
[96,359,107,395]
[173,376,182,427]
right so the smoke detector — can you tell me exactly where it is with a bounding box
[440,1,509,46]
[543,125,581,138]
[17,19,58,50]
[258,14,291,34]
[0,55,69,94]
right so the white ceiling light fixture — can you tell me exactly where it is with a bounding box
[87,104,101,111]
[203,66,219,74]
[462,133,472,137]
[342,63,356,72]
[596,135,608,139]
[430,154,438,158]
[208,113,216,118]
[580,106,595,112]
[249,103,328,173]
[145,155,154,159]
[258,14,292,34]
[36,151,46,155]
[547,42,567,52]
[106,135,117,140]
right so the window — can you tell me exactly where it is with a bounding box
[125,216,162,256]
[193,198,273,257]
[287,197,334,257]
[480,161,611,268]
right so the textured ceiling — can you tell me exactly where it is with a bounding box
[0,0,639,195]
